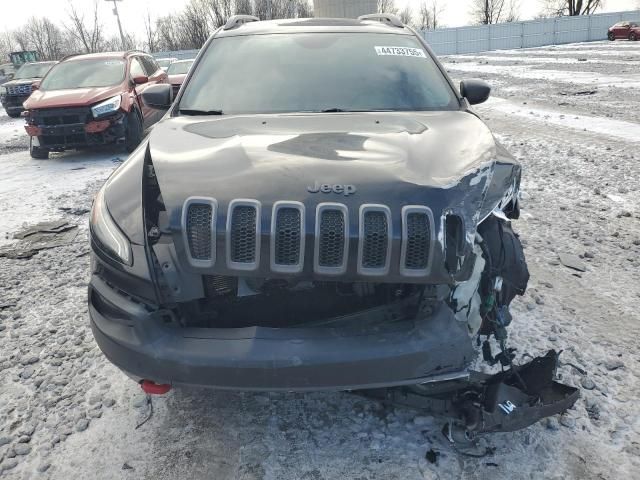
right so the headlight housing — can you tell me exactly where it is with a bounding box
[91,95,122,118]
[0,86,6,95]
[90,185,132,265]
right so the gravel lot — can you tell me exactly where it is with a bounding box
[0,41,639,479]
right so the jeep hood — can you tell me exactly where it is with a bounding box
[107,111,520,267]
[145,111,514,211]
[24,85,123,109]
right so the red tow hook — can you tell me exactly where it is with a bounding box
[140,380,172,395]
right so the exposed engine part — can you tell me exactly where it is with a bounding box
[357,350,579,438]
[178,280,433,329]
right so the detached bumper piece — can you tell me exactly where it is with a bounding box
[359,350,579,438]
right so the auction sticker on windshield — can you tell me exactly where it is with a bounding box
[374,46,427,58]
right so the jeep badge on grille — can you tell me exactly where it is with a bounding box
[307,182,356,196]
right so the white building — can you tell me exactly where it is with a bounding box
[313,0,378,18]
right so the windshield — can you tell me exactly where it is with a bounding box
[168,60,193,75]
[40,59,125,90]
[179,33,459,114]
[14,63,54,79]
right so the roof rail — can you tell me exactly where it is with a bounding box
[357,13,404,28]
[60,53,82,61]
[224,15,260,30]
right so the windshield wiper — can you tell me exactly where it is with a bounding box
[179,109,224,116]
[319,108,345,113]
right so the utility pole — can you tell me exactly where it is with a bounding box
[106,0,126,49]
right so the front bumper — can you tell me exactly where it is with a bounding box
[26,108,126,149]
[0,94,27,114]
[89,275,476,391]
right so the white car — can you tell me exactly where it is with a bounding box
[156,57,178,72]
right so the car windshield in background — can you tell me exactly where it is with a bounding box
[40,59,125,90]
[14,63,54,79]
[157,59,174,68]
[167,61,193,75]
[179,33,459,114]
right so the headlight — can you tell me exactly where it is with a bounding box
[90,185,132,265]
[91,95,122,118]
[0,86,6,95]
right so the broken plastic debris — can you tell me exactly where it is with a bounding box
[0,219,78,259]
[558,253,586,272]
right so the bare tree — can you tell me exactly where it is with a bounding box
[254,0,310,20]
[398,6,413,26]
[19,17,72,60]
[65,0,104,53]
[471,0,519,24]
[416,0,444,30]
[235,0,253,15]
[143,10,158,53]
[156,16,182,52]
[297,0,313,18]
[377,0,398,14]
[0,31,16,62]
[182,0,212,45]
[12,29,30,52]
[543,0,602,16]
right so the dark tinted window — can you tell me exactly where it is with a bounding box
[179,33,459,114]
[41,59,125,90]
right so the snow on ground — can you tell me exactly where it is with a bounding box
[0,149,120,246]
[1,40,639,480]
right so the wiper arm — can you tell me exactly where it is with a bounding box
[319,108,345,113]
[179,109,224,116]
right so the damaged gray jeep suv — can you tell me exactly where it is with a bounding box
[89,14,577,434]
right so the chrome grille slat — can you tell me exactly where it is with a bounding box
[226,199,261,271]
[230,207,257,262]
[181,198,435,279]
[314,203,348,275]
[181,197,216,268]
[357,204,391,276]
[271,202,305,273]
[400,206,434,276]
[187,204,213,260]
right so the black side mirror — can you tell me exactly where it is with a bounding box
[460,79,491,106]
[141,83,173,110]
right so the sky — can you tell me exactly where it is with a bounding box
[0,0,638,37]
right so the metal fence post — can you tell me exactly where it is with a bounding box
[488,24,492,51]
[520,21,524,49]
[455,28,459,55]
[588,14,592,41]
[553,18,558,46]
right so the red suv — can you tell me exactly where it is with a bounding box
[608,21,639,41]
[23,51,168,159]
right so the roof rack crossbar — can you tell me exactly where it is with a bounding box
[224,15,260,30]
[357,13,404,28]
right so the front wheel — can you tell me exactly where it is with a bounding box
[7,111,22,118]
[608,31,615,41]
[630,32,638,41]
[30,137,49,160]
[125,109,143,153]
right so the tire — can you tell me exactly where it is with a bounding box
[630,32,638,42]
[125,109,143,153]
[30,137,49,160]
[7,111,21,118]
[608,32,615,41]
